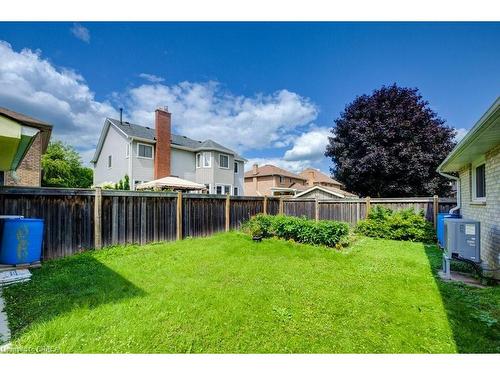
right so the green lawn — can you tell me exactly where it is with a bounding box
[2,232,499,353]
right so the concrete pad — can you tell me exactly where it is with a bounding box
[438,270,485,288]
[0,290,11,345]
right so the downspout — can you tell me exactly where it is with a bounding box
[438,170,460,214]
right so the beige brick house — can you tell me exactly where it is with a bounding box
[437,97,500,279]
[0,107,52,187]
[244,164,307,196]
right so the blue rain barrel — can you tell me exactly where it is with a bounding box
[0,218,44,265]
[436,213,461,248]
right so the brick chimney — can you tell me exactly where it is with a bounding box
[252,163,259,175]
[154,107,171,179]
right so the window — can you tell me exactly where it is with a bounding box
[219,154,229,169]
[137,143,153,158]
[216,185,231,195]
[234,187,239,196]
[108,155,112,168]
[474,163,486,200]
[204,184,210,194]
[279,175,284,184]
[234,161,239,173]
[196,152,211,168]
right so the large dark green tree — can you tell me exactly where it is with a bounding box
[41,141,93,188]
[325,85,456,197]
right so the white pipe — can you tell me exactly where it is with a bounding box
[438,171,460,214]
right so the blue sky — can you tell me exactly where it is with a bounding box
[0,22,499,172]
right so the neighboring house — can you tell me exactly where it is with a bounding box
[299,168,344,189]
[0,107,52,187]
[244,164,307,196]
[91,108,246,194]
[294,185,358,199]
[295,168,357,199]
[437,97,500,279]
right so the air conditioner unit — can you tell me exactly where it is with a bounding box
[444,218,481,262]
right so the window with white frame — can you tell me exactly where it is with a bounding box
[234,161,238,173]
[216,184,231,195]
[108,155,112,168]
[137,143,153,158]
[219,154,229,169]
[196,152,211,168]
[472,161,486,201]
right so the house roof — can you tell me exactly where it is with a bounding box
[244,164,307,180]
[0,107,53,152]
[299,168,343,186]
[294,185,358,199]
[92,118,246,163]
[438,97,500,173]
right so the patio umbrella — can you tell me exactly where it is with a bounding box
[136,176,207,192]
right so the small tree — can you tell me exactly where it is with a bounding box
[123,175,130,190]
[42,141,93,188]
[325,84,456,197]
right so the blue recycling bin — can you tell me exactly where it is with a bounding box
[0,218,44,265]
[436,212,461,248]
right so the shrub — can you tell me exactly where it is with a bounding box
[356,206,435,243]
[244,214,349,248]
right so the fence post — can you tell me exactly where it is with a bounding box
[94,187,102,250]
[263,195,268,215]
[279,197,284,215]
[356,201,361,223]
[315,198,320,222]
[365,196,371,218]
[433,195,439,229]
[176,191,183,241]
[225,193,231,231]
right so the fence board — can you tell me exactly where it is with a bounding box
[0,187,456,260]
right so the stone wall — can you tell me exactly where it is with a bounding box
[459,143,500,279]
[4,133,42,187]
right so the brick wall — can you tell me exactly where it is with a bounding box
[4,133,42,187]
[459,143,500,279]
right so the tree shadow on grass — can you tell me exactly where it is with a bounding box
[2,252,145,341]
[423,244,500,353]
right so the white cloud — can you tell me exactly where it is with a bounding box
[70,23,90,43]
[0,40,321,167]
[454,127,469,142]
[139,73,165,83]
[283,126,330,162]
[122,81,318,152]
[0,40,115,162]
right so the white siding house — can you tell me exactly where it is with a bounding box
[91,110,246,193]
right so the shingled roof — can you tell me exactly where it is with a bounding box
[244,164,306,180]
[299,168,343,186]
[92,118,246,162]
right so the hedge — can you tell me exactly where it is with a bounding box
[244,214,349,248]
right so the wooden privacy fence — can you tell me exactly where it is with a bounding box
[0,186,456,260]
